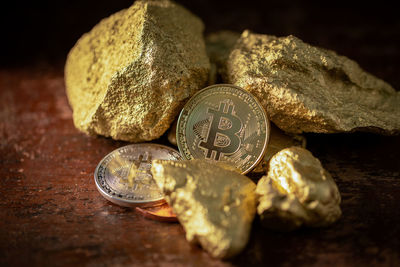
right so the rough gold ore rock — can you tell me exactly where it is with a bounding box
[225,30,400,134]
[256,147,341,231]
[65,0,210,142]
[151,159,256,259]
[251,123,306,174]
[206,31,240,78]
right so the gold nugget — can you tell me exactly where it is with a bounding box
[226,30,400,135]
[151,159,256,259]
[65,0,210,142]
[251,123,306,174]
[256,147,341,231]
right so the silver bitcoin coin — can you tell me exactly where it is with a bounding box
[177,84,270,174]
[94,143,182,207]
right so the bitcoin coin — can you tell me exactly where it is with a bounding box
[177,84,269,174]
[94,144,182,207]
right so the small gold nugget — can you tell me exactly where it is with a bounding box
[151,159,256,259]
[256,147,341,231]
[167,119,177,146]
[251,123,306,174]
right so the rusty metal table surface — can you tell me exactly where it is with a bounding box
[0,1,399,266]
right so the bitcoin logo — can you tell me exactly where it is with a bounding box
[199,101,242,160]
[130,153,153,187]
[112,153,153,187]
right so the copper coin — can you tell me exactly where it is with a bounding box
[136,202,178,222]
[176,84,270,174]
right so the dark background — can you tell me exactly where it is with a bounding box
[1,1,399,266]
[2,0,400,90]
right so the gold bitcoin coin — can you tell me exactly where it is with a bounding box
[177,84,270,174]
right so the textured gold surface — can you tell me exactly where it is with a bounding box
[206,31,240,78]
[65,0,210,142]
[256,147,341,231]
[226,30,400,134]
[151,159,256,259]
[251,123,306,174]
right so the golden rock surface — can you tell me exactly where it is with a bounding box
[65,0,210,142]
[151,159,256,259]
[251,123,306,174]
[226,30,400,134]
[206,31,240,78]
[256,147,341,231]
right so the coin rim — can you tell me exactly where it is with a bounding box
[176,83,270,174]
[94,143,181,207]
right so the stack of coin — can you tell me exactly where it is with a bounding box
[94,84,270,220]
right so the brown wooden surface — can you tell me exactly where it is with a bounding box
[1,1,400,266]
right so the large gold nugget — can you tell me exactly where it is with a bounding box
[177,84,270,174]
[151,159,257,259]
[226,30,400,134]
[256,147,341,231]
[65,0,210,142]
